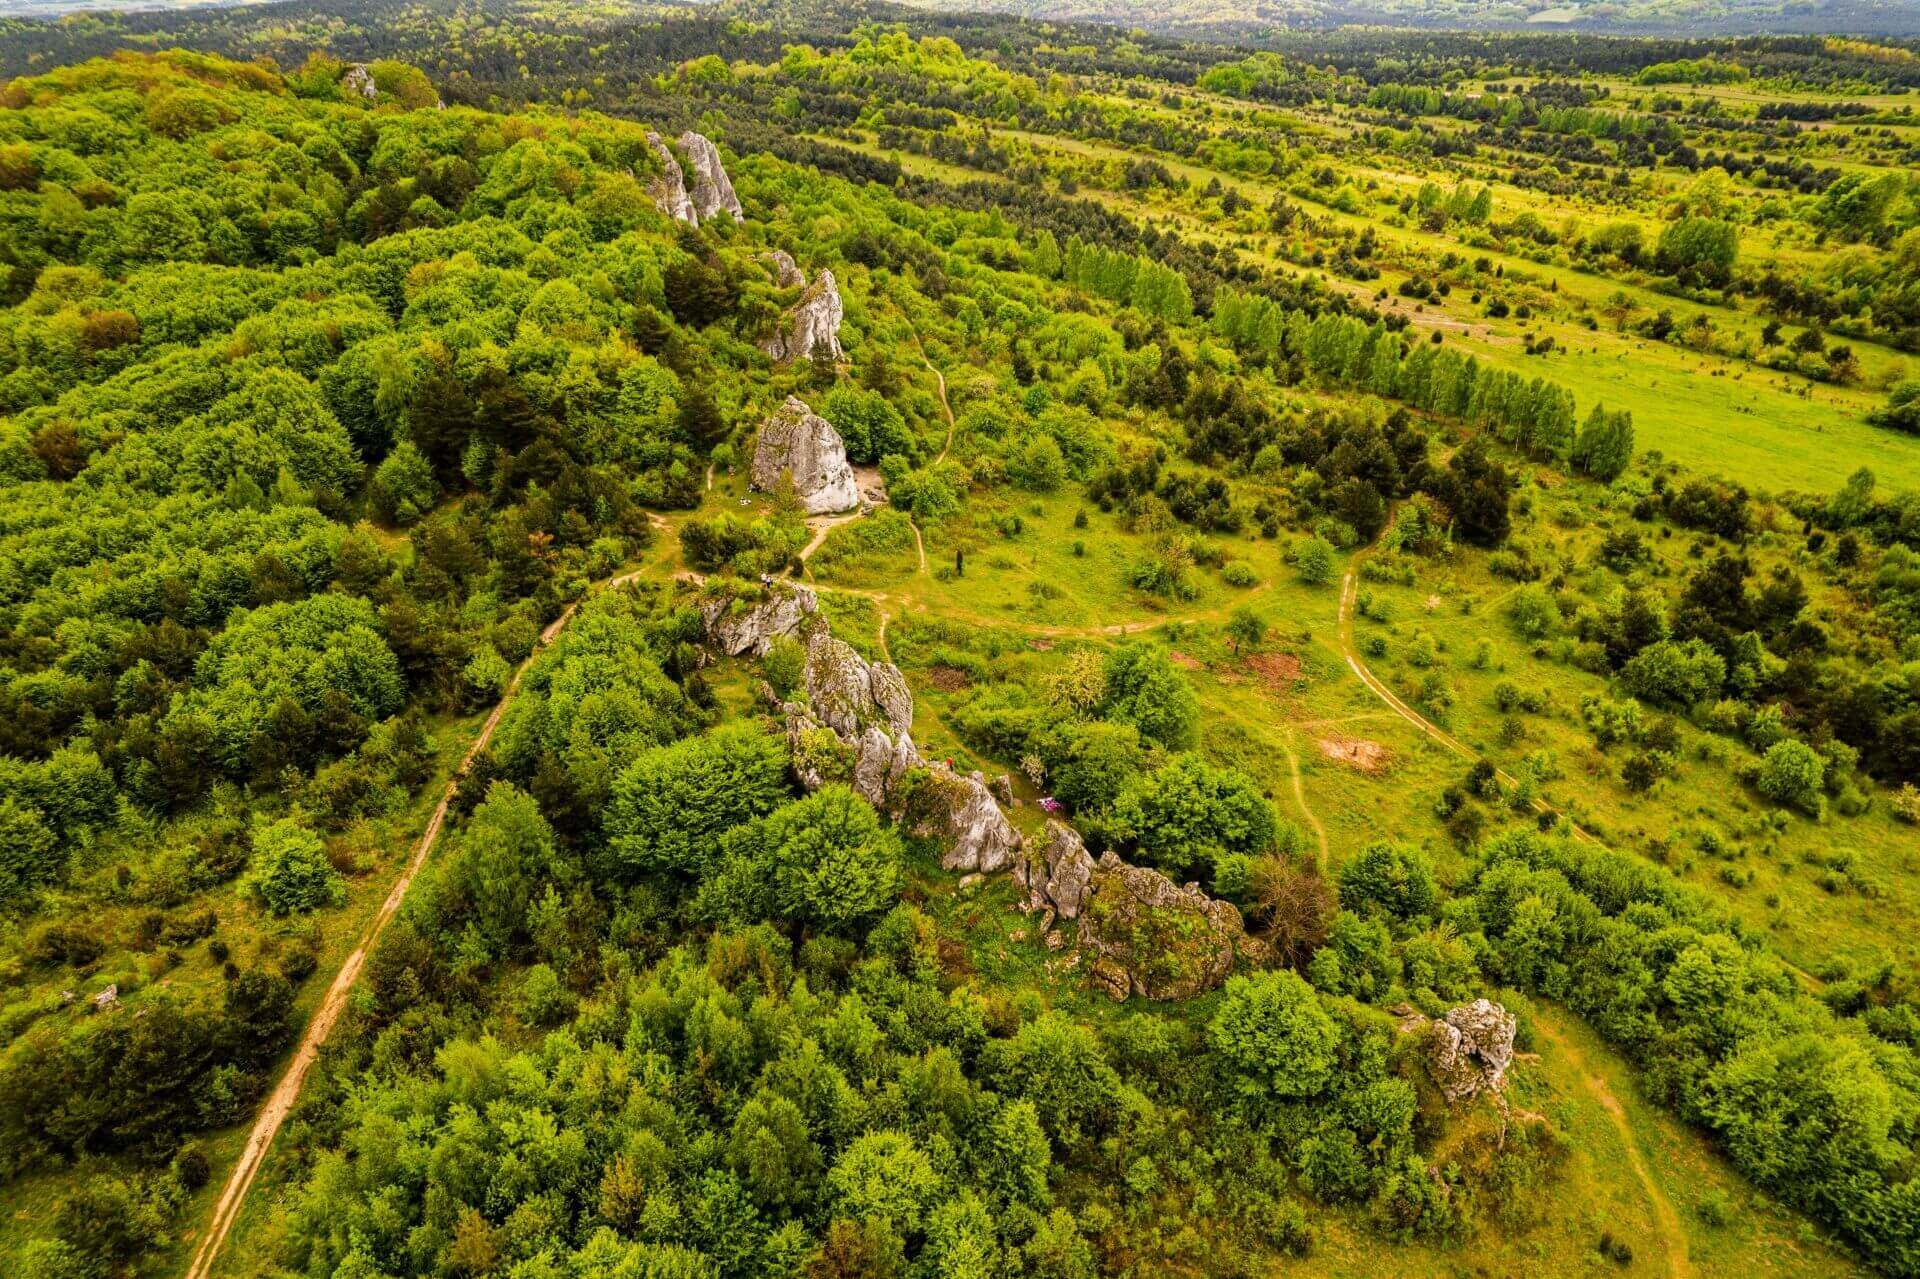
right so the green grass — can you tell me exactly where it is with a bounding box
[852,126,1920,494]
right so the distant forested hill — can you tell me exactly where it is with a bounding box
[897,0,1920,36]
[7,0,1920,35]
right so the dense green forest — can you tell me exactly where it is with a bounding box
[1,4,1920,1279]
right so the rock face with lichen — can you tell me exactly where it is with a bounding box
[764,249,805,288]
[1403,999,1518,1103]
[678,131,743,223]
[805,630,912,741]
[904,768,1023,874]
[645,131,696,225]
[760,269,844,363]
[751,397,860,515]
[342,64,378,101]
[1077,852,1259,1001]
[699,580,818,657]
[1017,820,1097,919]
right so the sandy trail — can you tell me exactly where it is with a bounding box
[183,568,644,1279]
[1277,731,1330,873]
[1535,1018,1694,1279]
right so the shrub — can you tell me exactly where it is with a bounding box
[243,817,344,916]
[1209,970,1339,1100]
[1294,535,1338,586]
[1755,740,1825,816]
[1338,841,1437,922]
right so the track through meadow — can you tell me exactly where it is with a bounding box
[182,566,649,1279]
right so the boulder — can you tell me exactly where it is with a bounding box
[909,768,1022,874]
[760,269,844,363]
[805,630,913,740]
[699,580,818,657]
[751,396,860,515]
[764,249,805,288]
[1426,999,1518,1103]
[645,131,697,225]
[1076,852,1255,1001]
[1017,820,1096,919]
[342,64,378,101]
[678,130,744,223]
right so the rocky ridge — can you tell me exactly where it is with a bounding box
[694,579,1259,1002]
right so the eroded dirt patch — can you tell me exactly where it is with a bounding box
[1245,651,1303,692]
[1319,736,1389,772]
[926,665,972,692]
[1169,650,1203,670]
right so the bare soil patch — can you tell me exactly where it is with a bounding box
[1319,736,1390,773]
[926,665,972,692]
[1169,650,1203,670]
[1245,651,1302,692]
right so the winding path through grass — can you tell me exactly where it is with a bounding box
[1535,1017,1694,1279]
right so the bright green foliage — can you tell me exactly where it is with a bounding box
[605,722,791,879]
[1009,433,1069,492]
[1570,405,1635,482]
[1209,971,1340,1099]
[244,816,344,915]
[1756,739,1826,815]
[1621,637,1727,708]
[445,782,561,951]
[824,386,917,465]
[1656,216,1739,286]
[826,1130,942,1232]
[1036,720,1147,814]
[1112,753,1276,880]
[1506,583,1559,639]
[177,594,405,775]
[1338,841,1439,923]
[0,798,59,904]
[700,785,903,934]
[978,1100,1051,1209]
[727,1091,824,1213]
[1099,643,1200,750]
[369,440,438,523]
[983,1011,1122,1148]
[1293,534,1337,585]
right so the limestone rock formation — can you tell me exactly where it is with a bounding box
[699,580,818,657]
[760,269,844,363]
[906,768,1022,874]
[645,131,696,225]
[805,630,912,741]
[1017,820,1097,919]
[764,249,805,288]
[751,396,860,515]
[1077,852,1257,1002]
[342,64,378,101]
[678,131,744,223]
[1403,999,1518,1103]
